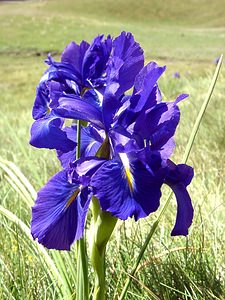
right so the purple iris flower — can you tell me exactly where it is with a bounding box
[30,32,194,250]
[172,72,180,78]
[213,57,220,65]
[30,35,112,151]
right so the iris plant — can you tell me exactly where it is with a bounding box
[30,32,194,299]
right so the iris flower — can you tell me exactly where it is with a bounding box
[30,35,112,151]
[30,32,194,250]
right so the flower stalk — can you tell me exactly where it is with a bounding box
[91,197,117,300]
[90,138,117,300]
[76,120,89,300]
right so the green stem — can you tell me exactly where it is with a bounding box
[76,120,89,300]
[91,198,117,300]
[119,54,223,300]
[76,120,81,159]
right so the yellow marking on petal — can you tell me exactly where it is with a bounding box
[125,167,134,191]
[81,87,91,96]
[65,188,80,209]
[120,153,134,192]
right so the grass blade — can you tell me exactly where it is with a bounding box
[182,55,223,164]
[0,159,34,207]
[0,158,37,200]
[0,204,72,299]
[0,159,76,297]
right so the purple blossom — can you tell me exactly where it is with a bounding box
[172,72,180,78]
[213,56,220,65]
[30,32,194,250]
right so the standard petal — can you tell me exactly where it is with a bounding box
[107,32,144,97]
[165,162,194,236]
[61,40,90,75]
[32,81,50,120]
[129,62,166,113]
[134,100,181,152]
[45,57,81,83]
[91,156,163,221]
[109,126,142,153]
[55,96,104,128]
[29,112,76,151]
[82,35,112,82]
[32,56,85,120]
[31,169,91,250]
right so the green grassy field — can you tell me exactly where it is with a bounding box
[0,0,225,299]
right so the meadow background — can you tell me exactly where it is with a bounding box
[0,0,225,299]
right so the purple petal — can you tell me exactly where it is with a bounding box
[82,35,112,82]
[29,112,76,151]
[32,81,50,120]
[45,59,80,83]
[31,169,91,250]
[130,62,166,113]
[32,58,85,120]
[170,184,194,236]
[109,126,141,153]
[107,32,144,97]
[175,93,189,103]
[57,125,103,168]
[69,157,106,186]
[61,40,90,75]
[91,156,163,221]
[165,162,194,236]
[55,96,104,128]
[102,91,122,131]
[134,100,181,152]
[116,63,165,129]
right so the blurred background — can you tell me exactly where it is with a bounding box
[0,1,224,299]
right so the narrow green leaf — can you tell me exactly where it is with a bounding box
[0,158,37,200]
[0,112,43,186]
[0,159,34,206]
[182,55,223,164]
[0,204,70,299]
[0,158,76,297]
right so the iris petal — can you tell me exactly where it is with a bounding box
[29,112,76,151]
[82,35,112,81]
[170,183,194,236]
[45,58,81,83]
[32,81,50,120]
[61,40,90,75]
[130,62,166,113]
[55,96,104,128]
[108,31,144,97]
[31,169,91,250]
[57,125,103,168]
[134,100,181,153]
[91,157,163,221]
[165,162,194,236]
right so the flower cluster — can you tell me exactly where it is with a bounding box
[30,32,194,250]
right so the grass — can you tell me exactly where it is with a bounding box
[0,0,225,299]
